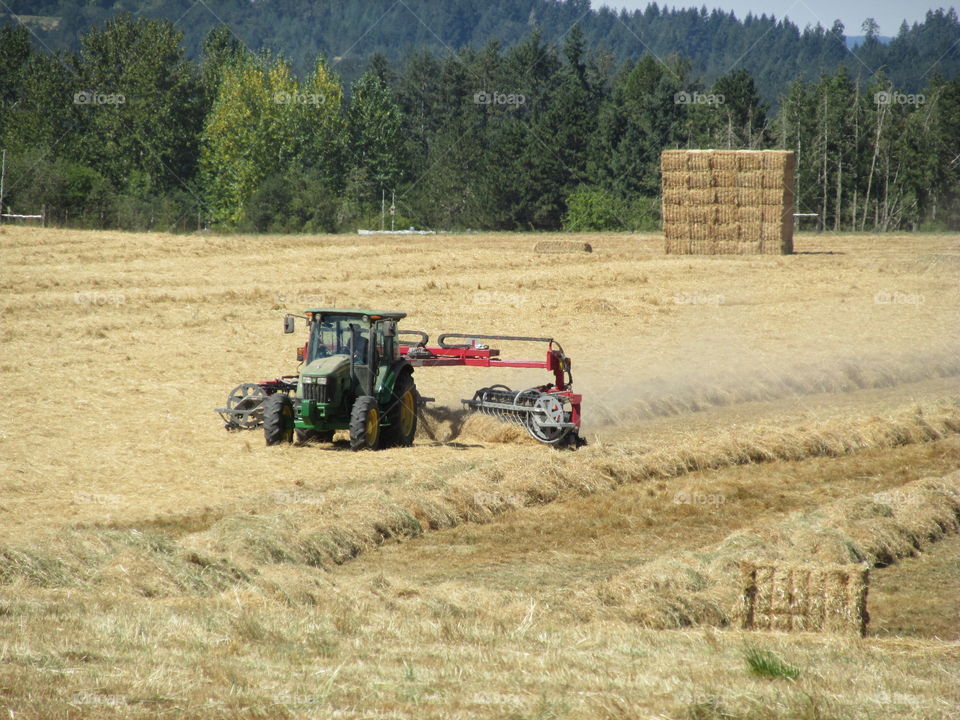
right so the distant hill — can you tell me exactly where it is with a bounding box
[2,2,958,100]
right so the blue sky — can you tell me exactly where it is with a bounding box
[592,1,949,36]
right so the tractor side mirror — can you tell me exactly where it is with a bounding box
[283,315,295,334]
[383,320,396,337]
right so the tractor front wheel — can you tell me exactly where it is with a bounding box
[349,396,381,451]
[263,393,294,446]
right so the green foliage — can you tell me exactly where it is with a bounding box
[563,187,625,231]
[564,188,661,232]
[0,6,958,233]
[744,645,800,681]
[200,54,344,227]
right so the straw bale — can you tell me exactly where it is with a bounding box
[661,149,795,255]
[739,562,869,636]
[688,172,712,189]
[735,171,765,188]
[661,150,688,172]
[662,187,686,205]
[662,173,688,190]
[533,241,592,254]
[715,187,738,204]
[710,152,739,171]
[686,151,712,171]
[737,153,763,171]
[711,170,737,187]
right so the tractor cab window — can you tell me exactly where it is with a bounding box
[309,316,370,362]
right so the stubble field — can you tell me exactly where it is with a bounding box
[0,226,958,719]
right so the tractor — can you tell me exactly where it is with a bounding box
[262,309,417,450]
[216,308,583,449]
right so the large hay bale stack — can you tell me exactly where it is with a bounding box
[738,562,869,636]
[661,150,795,255]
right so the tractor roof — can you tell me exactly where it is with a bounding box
[305,309,407,321]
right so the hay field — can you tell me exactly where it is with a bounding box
[1,226,959,719]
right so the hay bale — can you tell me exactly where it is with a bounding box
[661,150,688,172]
[739,562,869,636]
[737,153,763,171]
[661,149,795,255]
[688,172,712,189]
[533,241,592,254]
[710,152,739,171]
[686,151,712,171]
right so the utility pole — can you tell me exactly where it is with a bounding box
[0,149,6,220]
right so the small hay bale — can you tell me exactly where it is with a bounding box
[534,240,592,254]
[688,188,716,204]
[711,170,737,187]
[662,173,689,190]
[688,172,713,189]
[686,151,712,171]
[737,153,763,171]
[735,171,765,189]
[739,562,869,637]
[710,151,739,171]
[661,150,688,172]
[715,187,738,204]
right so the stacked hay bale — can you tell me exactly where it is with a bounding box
[738,562,869,636]
[661,149,795,255]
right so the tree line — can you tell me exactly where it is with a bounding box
[0,15,958,233]
[6,1,960,101]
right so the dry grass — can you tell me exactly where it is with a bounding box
[596,471,960,630]
[0,227,958,718]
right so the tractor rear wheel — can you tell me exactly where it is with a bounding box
[349,395,381,451]
[263,393,294,446]
[383,374,418,448]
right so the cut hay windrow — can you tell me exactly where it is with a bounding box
[174,399,960,574]
[2,403,958,604]
[661,149,795,255]
[595,470,960,630]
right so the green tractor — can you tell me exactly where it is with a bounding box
[262,309,418,451]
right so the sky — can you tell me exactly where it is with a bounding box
[592,0,948,36]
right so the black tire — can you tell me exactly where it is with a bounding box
[296,428,335,444]
[349,395,381,451]
[383,374,418,448]
[262,393,294,446]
